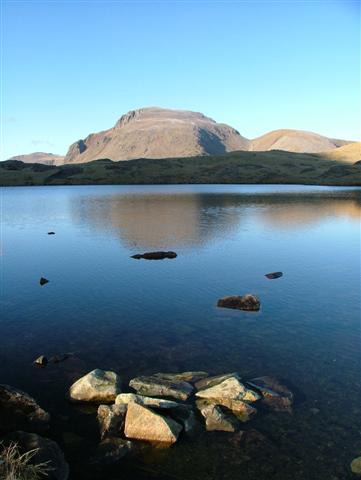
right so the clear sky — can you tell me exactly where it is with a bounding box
[1,0,360,160]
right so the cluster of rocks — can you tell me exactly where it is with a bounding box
[67,369,294,455]
[0,384,69,480]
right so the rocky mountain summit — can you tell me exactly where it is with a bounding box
[7,152,64,165]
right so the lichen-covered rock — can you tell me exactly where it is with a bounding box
[124,402,182,444]
[129,375,193,401]
[217,294,260,311]
[0,384,50,434]
[246,376,293,412]
[351,456,361,475]
[196,400,239,432]
[97,404,127,439]
[69,369,121,403]
[4,431,69,480]
[196,375,260,403]
[154,371,209,384]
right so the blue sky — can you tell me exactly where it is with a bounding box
[1,0,360,159]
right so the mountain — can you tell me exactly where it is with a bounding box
[250,129,349,153]
[64,107,250,164]
[320,141,361,163]
[7,152,64,166]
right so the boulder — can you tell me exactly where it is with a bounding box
[92,437,132,466]
[47,232,55,235]
[34,355,48,366]
[3,431,69,480]
[39,277,49,286]
[129,375,193,401]
[131,251,177,260]
[97,404,127,439]
[195,373,237,391]
[124,402,182,444]
[217,294,260,311]
[196,400,239,432]
[0,384,50,434]
[196,375,260,403]
[246,376,293,412]
[69,369,121,403]
[153,371,209,384]
[351,456,361,475]
[115,393,182,410]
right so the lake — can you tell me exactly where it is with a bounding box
[1,184,360,480]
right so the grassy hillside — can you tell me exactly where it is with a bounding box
[1,148,360,187]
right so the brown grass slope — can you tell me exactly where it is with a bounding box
[7,152,64,166]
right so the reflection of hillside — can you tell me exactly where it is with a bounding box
[70,189,361,248]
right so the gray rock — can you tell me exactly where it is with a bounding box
[97,404,127,439]
[246,376,293,412]
[124,402,182,444]
[3,431,69,480]
[196,375,260,403]
[153,371,209,384]
[195,373,238,391]
[217,294,260,311]
[129,375,193,401]
[351,456,361,475]
[196,400,239,432]
[69,369,121,403]
[115,393,181,410]
[0,384,50,434]
[34,355,48,366]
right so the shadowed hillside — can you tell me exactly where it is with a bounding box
[1,148,360,187]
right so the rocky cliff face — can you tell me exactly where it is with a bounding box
[63,107,250,164]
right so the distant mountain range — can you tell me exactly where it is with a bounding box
[6,107,355,165]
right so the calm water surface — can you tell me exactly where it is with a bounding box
[1,185,360,480]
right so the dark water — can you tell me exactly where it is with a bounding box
[1,185,360,480]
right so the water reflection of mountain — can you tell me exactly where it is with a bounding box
[70,189,361,249]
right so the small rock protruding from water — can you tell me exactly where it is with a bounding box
[34,355,48,367]
[246,376,293,413]
[47,231,55,235]
[217,294,260,311]
[69,369,122,403]
[129,375,193,401]
[265,271,283,279]
[196,400,239,432]
[39,277,49,286]
[131,251,177,260]
[351,456,361,475]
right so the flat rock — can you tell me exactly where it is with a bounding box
[4,431,69,480]
[124,402,182,444]
[97,404,127,439]
[131,251,177,260]
[116,393,183,410]
[265,271,283,279]
[246,376,293,412]
[217,294,260,311]
[153,371,209,384]
[0,384,50,434]
[196,400,239,432]
[196,375,260,403]
[195,373,238,391]
[351,456,361,475]
[69,369,121,403]
[129,375,193,401]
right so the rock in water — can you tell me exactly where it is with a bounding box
[115,393,183,410]
[196,375,260,403]
[246,376,293,413]
[131,251,177,260]
[69,369,121,403]
[217,294,260,311]
[129,375,193,401]
[97,404,127,439]
[153,371,209,384]
[48,232,55,235]
[39,277,49,286]
[265,272,283,279]
[4,431,69,480]
[124,402,182,444]
[196,401,239,432]
[0,384,50,434]
[34,355,48,367]
[351,457,361,475]
[195,373,238,391]
[92,437,132,466]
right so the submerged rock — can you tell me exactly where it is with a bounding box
[246,376,293,412]
[196,375,260,403]
[39,277,49,286]
[97,404,127,439]
[351,456,361,475]
[154,371,209,384]
[0,384,50,434]
[196,400,239,432]
[4,431,69,480]
[129,375,193,401]
[124,402,182,444]
[92,437,132,466]
[131,251,177,260]
[69,369,121,403]
[34,355,48,367]
[217,294,260,311]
